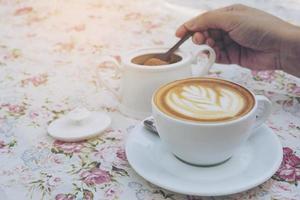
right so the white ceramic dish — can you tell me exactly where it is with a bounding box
[126,122,282,196]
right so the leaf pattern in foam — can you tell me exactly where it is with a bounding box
[168,85,244,117]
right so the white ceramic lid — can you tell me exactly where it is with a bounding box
[48,107,111,142]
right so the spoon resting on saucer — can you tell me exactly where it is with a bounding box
[143,117,158,135]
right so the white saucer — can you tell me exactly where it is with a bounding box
[126,123,282,196]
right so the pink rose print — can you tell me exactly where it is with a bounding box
[14,7,33,16]
[94,146,128,169]
[273,147,300,184]
[124,12,142,20]
[104,185,122,200]
[116,148,127,161]
[252,70,275,82]
[80,168,111,186]
[29,111,39,119]
[83,190,94,200]
[47,177,61,187]
[113,55,121,63]
[143,21,161,32]
[8,104,25,114]
[53,140,84,154]
[0,140,5,149]
[270,180,300,200]
[55,41,75,52]
[21,73,48,87]
[281,98,300,117]
[286,83,300,96]
[105,188,117,197]
[70,24,86,32]
[94,146,116,164]
[55,194,75,200]
[1,103,26,115]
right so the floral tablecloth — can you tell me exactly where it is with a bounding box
[0,0,300,199]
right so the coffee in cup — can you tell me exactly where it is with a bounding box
[153,78,255,122]
[131,53,182,66]
[152,77,272,165]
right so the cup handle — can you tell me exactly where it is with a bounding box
[97,56,122,101]
[253,95,272,130]
[191,45,216,76]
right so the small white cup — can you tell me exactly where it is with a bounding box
[152,78,272,166]
[98,46,216,119]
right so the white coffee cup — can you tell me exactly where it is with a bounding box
[152,78,272,166]
[99,46,216,119]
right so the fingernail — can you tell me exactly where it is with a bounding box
[175,30,181,37]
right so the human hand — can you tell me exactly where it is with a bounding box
[176,4,300,77]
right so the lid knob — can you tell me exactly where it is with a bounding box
[68,107,91,123]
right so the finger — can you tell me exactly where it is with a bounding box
[214,40,241,65]
[212,46,221,63]
[220,4,248,12]
[223,33,234,45]
[192,32,205,44]
[175,25,189,38]
[214,40,225,50]
[213,41,231,64]
[205,37,215,47]
[218,49,232,64]
[203,31,209,38]
[184,10,236,32]
[207,29,223,40]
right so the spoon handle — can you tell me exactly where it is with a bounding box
[165,31,193,56]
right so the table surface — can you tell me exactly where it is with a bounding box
[0,0,300,199]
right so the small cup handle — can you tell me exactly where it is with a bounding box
[191,45,216,76]
[253,95,272,130]
[97,56,123,101]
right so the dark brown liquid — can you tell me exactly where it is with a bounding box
[154,78,255,123]
[131,53,182,66]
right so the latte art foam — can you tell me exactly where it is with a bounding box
[166,85,245,120]
[154,78,255,122]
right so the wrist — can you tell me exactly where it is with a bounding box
[279,25,300,77]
